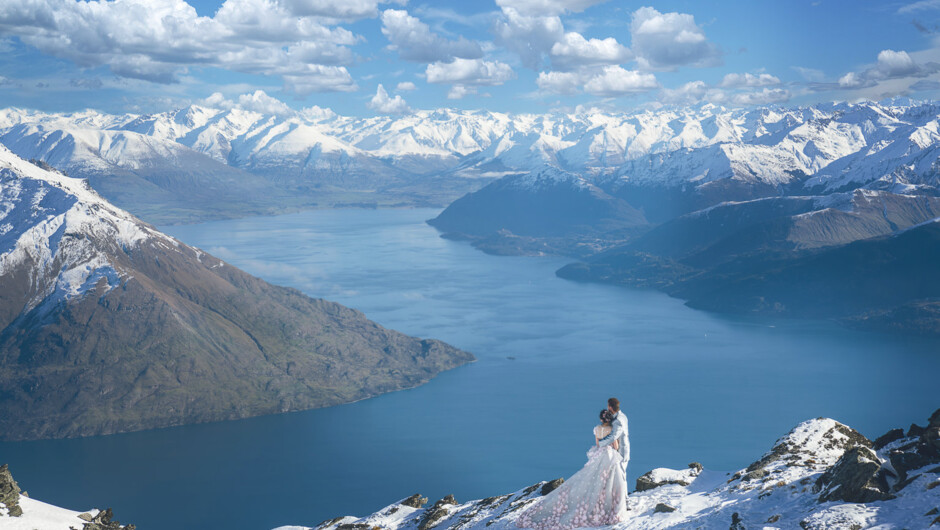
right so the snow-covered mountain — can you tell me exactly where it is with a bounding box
[4,100,940,210]
[276,409,940,530]
[0,145,472,441]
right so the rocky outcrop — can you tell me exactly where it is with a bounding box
[80,508,135,530]
[0,464,22,517]
[313,412,939,530]
[813,446,894,503]
[636,463,703,492]
[401,494,428,509]
[540,478,564,496]
[417,495,458,530]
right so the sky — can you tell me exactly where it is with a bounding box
[2,0,940,117]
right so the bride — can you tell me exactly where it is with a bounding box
[516,410,629,529]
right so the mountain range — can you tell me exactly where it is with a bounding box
[3,99,940,333]
[0,145,473,441]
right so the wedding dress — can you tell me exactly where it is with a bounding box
[516,424,628,530]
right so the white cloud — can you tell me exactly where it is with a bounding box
[200,89,294,115]
[630,7,721,70]
[538,66,657,96]
[877,49,919,77]
[447,85,477,99]
[396,81,417,91]
[731,88,791,106]
[279,0,387,20]
[493,7,564,70]
[898,0,940,13]
[426,58,515,86]
[536,70,582,95]
[659,80,710,105]
[839,71,867,88]
[0,0,361,94]
[368,84,412,114]
[550,32,632,71]
[584,65,659,96]
[237,89,294,115]
[720,72,781,88]
[494,0,609,16]
[380,9,482,62]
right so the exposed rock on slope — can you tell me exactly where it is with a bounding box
[297,409,940,530]
[0,146,473,441]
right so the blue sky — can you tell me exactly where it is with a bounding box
[2,0,940,116]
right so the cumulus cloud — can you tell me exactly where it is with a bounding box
[426,58,515,85]
[279,0,394,20]
[720,72,780,88]
[493,7,564,70]
[368,84,412,114]
[630,7,721,70]
[494,0,609,16]
[200,89,294,115]
[659,80,711,105]
[537,66,657,96]
[833,48,940,96]
[584,66,659,96]
[447,85,477,99]
[731,87,791,106]
[396,81,417,91]
[549,32,632,71]
[0,0,360,94]
[380,9,483,62]
[877,49,920,77]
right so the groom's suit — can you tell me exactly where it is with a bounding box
[597,410,630,482]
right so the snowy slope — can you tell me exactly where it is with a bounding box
[0,143,162,314]
[281,412,940,530]
[2,99,940,208]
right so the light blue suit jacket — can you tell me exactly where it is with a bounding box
[597,410,630,466]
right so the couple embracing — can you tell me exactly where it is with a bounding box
[516,398,629,530]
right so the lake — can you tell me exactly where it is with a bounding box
[1,208,938,530]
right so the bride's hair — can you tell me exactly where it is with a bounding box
[599,409,614,425]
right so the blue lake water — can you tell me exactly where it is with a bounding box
[1,208,938,530]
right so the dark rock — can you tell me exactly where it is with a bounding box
[909,424,926,438]
[78,513,95,522]
[0,464,22,517]
[924,409,940,455]
[873,428,905,450]
[417,495,458,530]
[928,480,940,490]
[746,420,870,477]
[81,508,135,530]
[401,494,428,508]
[316,516,346,528]
[730,512,745,530]
[689,462,703,474]
[635,470,691,492]
[767,514,781,523]
[540,478,564,496]
[745,468,767,482]
[336,524,371,530]
[928,507,940,516]
[814,446,894,503]
[889,450,937,485]
[653,503,676,513]
[933,515,940,527]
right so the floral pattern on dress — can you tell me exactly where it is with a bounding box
[516,443,628,530]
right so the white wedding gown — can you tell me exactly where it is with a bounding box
[516,424,628,530]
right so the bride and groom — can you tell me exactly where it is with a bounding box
[516,398,630,530]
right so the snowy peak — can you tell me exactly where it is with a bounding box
[0,145,160,312]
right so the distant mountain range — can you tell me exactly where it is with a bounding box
[3,99,939,333]
[0,145,473,441]
[4,99,938,225]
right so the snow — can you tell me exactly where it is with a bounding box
[0,144,164,310]
[1,497,101,530]
[4,99,939,194]
[284,417,940,530]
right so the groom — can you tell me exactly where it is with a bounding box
[597,397,630,491]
